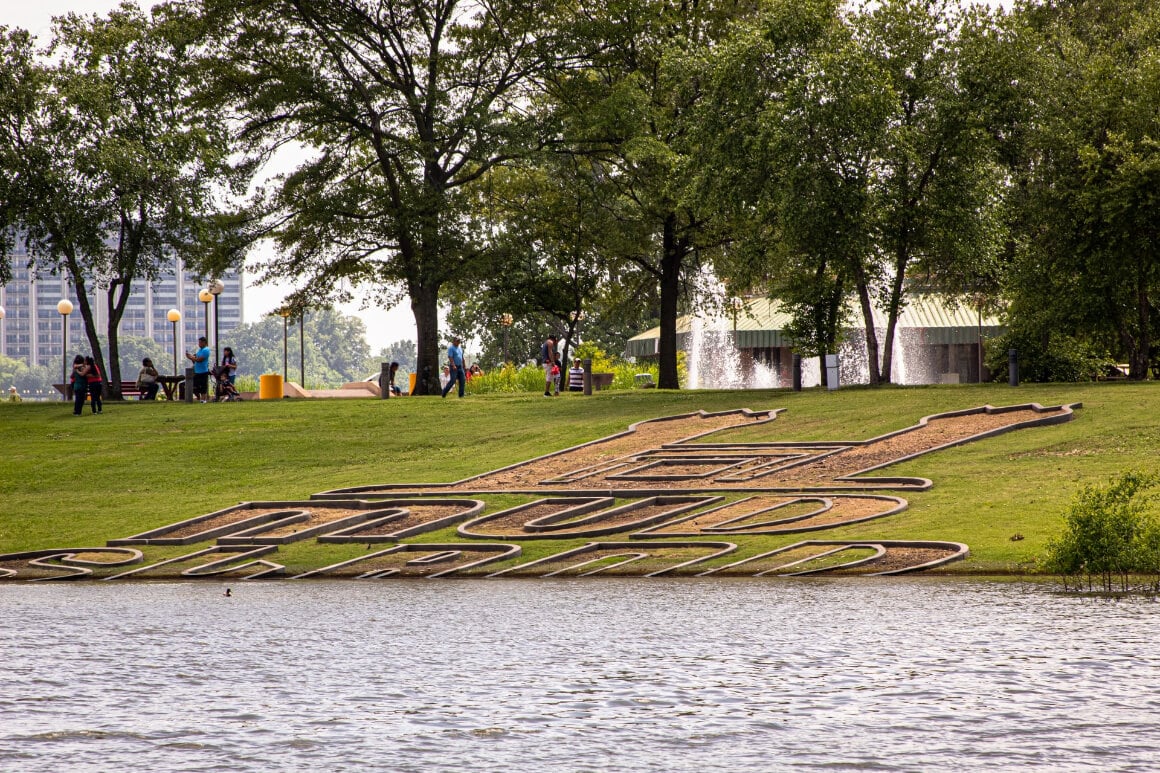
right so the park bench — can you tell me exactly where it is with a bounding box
[591,372,615,390]
[53,380,146,400]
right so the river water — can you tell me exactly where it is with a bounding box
[1,578,1157,772]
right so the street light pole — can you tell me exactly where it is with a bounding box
[299,312,305,388]
[198,288,212,352]
[278,307,290,383]
[167,309,182,376]
[0,304,6,358]
[57,299,73,401]
[208,279,224,369]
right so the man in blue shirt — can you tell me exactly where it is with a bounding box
[185,336,212,402]
[441,336,467,398]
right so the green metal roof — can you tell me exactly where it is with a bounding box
[625,295,1004,358]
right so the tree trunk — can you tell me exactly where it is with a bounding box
[106,280,134,400]
[879,249,911,385]
[65,251,107,398]
[657,214,683,390]
[853,265,881,386]
[1130,265,1151,380]
[410,284,442,395]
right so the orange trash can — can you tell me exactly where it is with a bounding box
[258,374,284,400]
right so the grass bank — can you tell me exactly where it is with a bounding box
[2,382,1155,574]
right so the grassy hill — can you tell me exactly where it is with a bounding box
[2,381,1156,575]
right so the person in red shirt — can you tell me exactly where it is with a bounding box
[84,355,103,414]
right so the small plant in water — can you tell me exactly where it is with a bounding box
[1043,471,1160,593]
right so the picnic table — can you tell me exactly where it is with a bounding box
[155,375,185,400]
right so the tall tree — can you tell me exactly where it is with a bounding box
[445,155,628,367]
[0,4,250,397]
[545,0,755,389]
[703,0,1006,384]
[1004,0,1160,379]
[853,0,1006,383]
[694,0,885,377]
[0,28,40,286]
[198,0,567,394]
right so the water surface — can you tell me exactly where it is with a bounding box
[1,579,1156,771]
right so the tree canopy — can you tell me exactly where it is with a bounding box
[0,4,251,397]
[196,0,571,393]
[4,0,1159,386]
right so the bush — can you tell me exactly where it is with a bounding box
[1043,471,1160,592]
[461,344,663,394]
[465,363,547,394]
[985,331,1113,383]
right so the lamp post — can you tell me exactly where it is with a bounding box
[167,309,182,376]
[298,311,306,388]
[208,279,224,368]
[57,299,73,400]
[500,312,513,365]
[0,304,6,357]
[277,307,291,383]
[198,288,212,351]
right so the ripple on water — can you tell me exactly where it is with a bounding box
[1,579,1159,771]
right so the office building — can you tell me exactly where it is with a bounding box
[0,239,244,376]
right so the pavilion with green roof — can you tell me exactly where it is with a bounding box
[625,295,1005,385]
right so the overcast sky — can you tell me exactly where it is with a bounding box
[1,0,419,353]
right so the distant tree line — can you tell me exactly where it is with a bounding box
[224,309,415,387]
[2,0,1157,391]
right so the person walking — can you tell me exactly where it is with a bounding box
[84,355,103,414]
[540,334,557,397]
[70,355,88,415]
[137,358,160,400]
[441,336,466,398]
[185,336,211,402]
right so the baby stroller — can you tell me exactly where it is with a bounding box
[213,368,242,402]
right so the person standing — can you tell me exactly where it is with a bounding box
[186,336,211,402]
[568,358,584,392]
[70,355,88,415]
[220,347,238,386]
[137,358,160,400]
[84,355,103,414]
[551,352,564,395]
[441,336,466,398]
[540,334,557,397]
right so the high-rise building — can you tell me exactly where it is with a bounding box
[0,239,244,376]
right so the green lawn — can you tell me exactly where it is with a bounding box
[2,381,1155,575]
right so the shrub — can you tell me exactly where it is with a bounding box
[985,331,1113,383]
[1043,472,1160,593]
[461,345,663,394]
[466,363,546,394]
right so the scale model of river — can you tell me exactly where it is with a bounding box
[2,579,1155,771]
